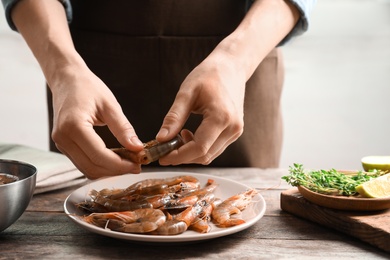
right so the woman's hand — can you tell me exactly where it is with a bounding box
[156,0,300,166]
[11,0,145,179]
[157,49,246,165]
[50,65,144,179]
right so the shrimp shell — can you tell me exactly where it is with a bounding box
[76,201,110,213]
[211,189,258,228]
[175,200,207,227]
[82,208,166,234]
[189,202,213,233]
[108,209,166,233]
[162,194,199,210]
[111,134,184,165]
[89,189,153,212]
[98,175,200,200]
[150,219,188,235]
[128,175,199,190]
[189,218,211,233]
[151,199,207,235]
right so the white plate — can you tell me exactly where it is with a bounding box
[64,172,266,243]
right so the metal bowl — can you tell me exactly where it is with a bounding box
[0,159,37,232]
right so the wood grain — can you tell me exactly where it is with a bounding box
[281,188,390,253]
[1,168,389,259]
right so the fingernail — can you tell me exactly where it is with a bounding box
[130,136,144,147]
[157,128,168,139]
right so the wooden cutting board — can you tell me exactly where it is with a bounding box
[280,188,390,253]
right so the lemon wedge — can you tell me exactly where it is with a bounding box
[355,173,390,198]
[361,156,390,172]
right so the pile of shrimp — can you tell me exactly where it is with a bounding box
[77,175,257,236]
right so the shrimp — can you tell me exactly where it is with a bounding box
[162,194,199,210]
[150,219,188,235]
[188,195,222,233]
[211,197,224,209]
[158,179,215,210]
[112,134,184,165]
[152,200,207,235]
[168,181,201,194]
[189,218,211,233]
[99,184,171,198]
[179,181,218,200]
[82,208,166,234]
[211,189,258,228]
[77,201,112,213]
[144,193,176,209]
[122,192,197,210]
[127,175,199,190]
[89,189,153,212]
[98,175,199,200]
[161,184,215,210]
[189,202,214,233]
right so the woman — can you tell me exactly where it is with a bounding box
[2,0,315,179]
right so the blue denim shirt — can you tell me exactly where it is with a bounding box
[1,0,316,45]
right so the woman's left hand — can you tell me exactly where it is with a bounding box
[156,48,246,165]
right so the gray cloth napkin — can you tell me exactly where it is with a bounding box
[0,143,87,194]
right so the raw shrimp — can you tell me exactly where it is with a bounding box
[127,175,200,191]
[162,184,215,210]
[98,175,199,200]
[144,193,177,209]
[89,189,153,212]
[210,197,224,209]
[211,189,257,228]
[77,201,112,213]
[169,181,201,194]
[188,196,222,233]
[174,200,207,227]
[77,175,259,236]
[95,188,128,199]
[162,194,199,210]
[189,218,211,233]
[127,192,198,210]
[152,200,207,235]
[112,134,184,165]
[97,183,170,200]
[149,219,188,235]
[180,181,218,199]
[82,208,166,234]
[189,202,214,233]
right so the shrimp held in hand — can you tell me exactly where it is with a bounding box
[211,189,257,228]
[112,135,184,165]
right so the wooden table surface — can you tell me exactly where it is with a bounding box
[1,167,389,259]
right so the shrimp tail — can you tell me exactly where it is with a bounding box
[109,219,161,234]
[189,217,211,233]
[151,219,188,235]
[215,218,246,228]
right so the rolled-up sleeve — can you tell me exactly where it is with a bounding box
[279,0,317,45]
[1,0,72,31]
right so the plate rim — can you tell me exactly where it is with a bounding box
[64,171,266,243]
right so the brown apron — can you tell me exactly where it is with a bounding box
[47,0,284,168]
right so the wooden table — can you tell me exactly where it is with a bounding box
[1,167,388,259]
